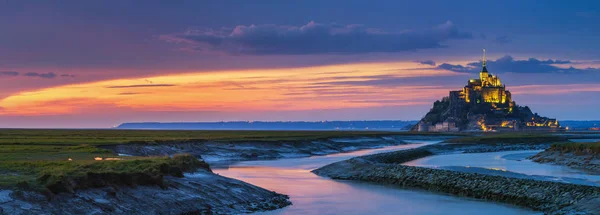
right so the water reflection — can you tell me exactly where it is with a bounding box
[404,150,600,185]
[214,140,536,215]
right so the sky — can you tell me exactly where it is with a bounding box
[1,0,600,128]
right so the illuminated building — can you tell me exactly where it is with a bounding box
[415,49,561,132]
[452,49,514,108]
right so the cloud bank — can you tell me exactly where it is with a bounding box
[0,71,19,76]
[417,60,437,66]
[24,72,57,79]
[163,21,473,55]
[0,71,75,79]
[438,55,597,73]
[106,84,176,89]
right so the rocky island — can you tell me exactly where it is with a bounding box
[413,50,561,132]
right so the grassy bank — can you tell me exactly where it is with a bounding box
[444,133,568,144]
[0,129,452,192]
[549,142,600,155]
[0,154,209,194]
[0,129,454,146]
[0,129,454,163]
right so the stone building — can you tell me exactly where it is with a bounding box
[413,49,561,132]
[450,49,514,111]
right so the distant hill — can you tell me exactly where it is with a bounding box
[116,120,418,131]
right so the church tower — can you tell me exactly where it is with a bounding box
[479,48,489,83]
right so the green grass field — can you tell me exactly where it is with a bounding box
[0,129,443,192]
[0,129,579,194]
[0,129,442,146]
[0,154,209,193]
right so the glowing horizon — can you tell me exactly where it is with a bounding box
[2,1,600,127]
[0,61,457,116]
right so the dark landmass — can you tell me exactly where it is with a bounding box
[116,120,600,132]
[117,120,417,130]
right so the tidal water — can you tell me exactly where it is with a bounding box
[404,150,600,186]
[213,140,536,215]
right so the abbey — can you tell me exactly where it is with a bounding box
[450,49,515,115]
[414,50,560,132]
[455,49,513,106]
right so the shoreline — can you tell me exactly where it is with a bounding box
[3,131,589,214]
[105,135,449,165]
[0,169,291,214]
[2,135,447,215]
[530,150,600,174]
[312,143,600,214]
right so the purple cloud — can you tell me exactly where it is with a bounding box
[1,71,76,79]
[23,72,57,79]
[0,71,19,76]
[438,55,593,74]
[162,21,473,55]
[417,60,437,66]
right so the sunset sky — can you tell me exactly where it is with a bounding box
[1,1,600,128]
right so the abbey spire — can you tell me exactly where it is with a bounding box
[481,48,488,73]
[480,48,489,80]
[482,48,487,67]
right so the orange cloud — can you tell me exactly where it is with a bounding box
[0,61,458,116]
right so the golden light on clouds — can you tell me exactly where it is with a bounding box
[3,60,600,117]
[0,62,459,116]
[1,61,600,117]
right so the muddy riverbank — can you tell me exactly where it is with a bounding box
[106,136,438,164]
[3,135,444,215]
[1,169,290,215]
[216,141,537,215]
[313,146,600,214]
[530,150,600,174]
